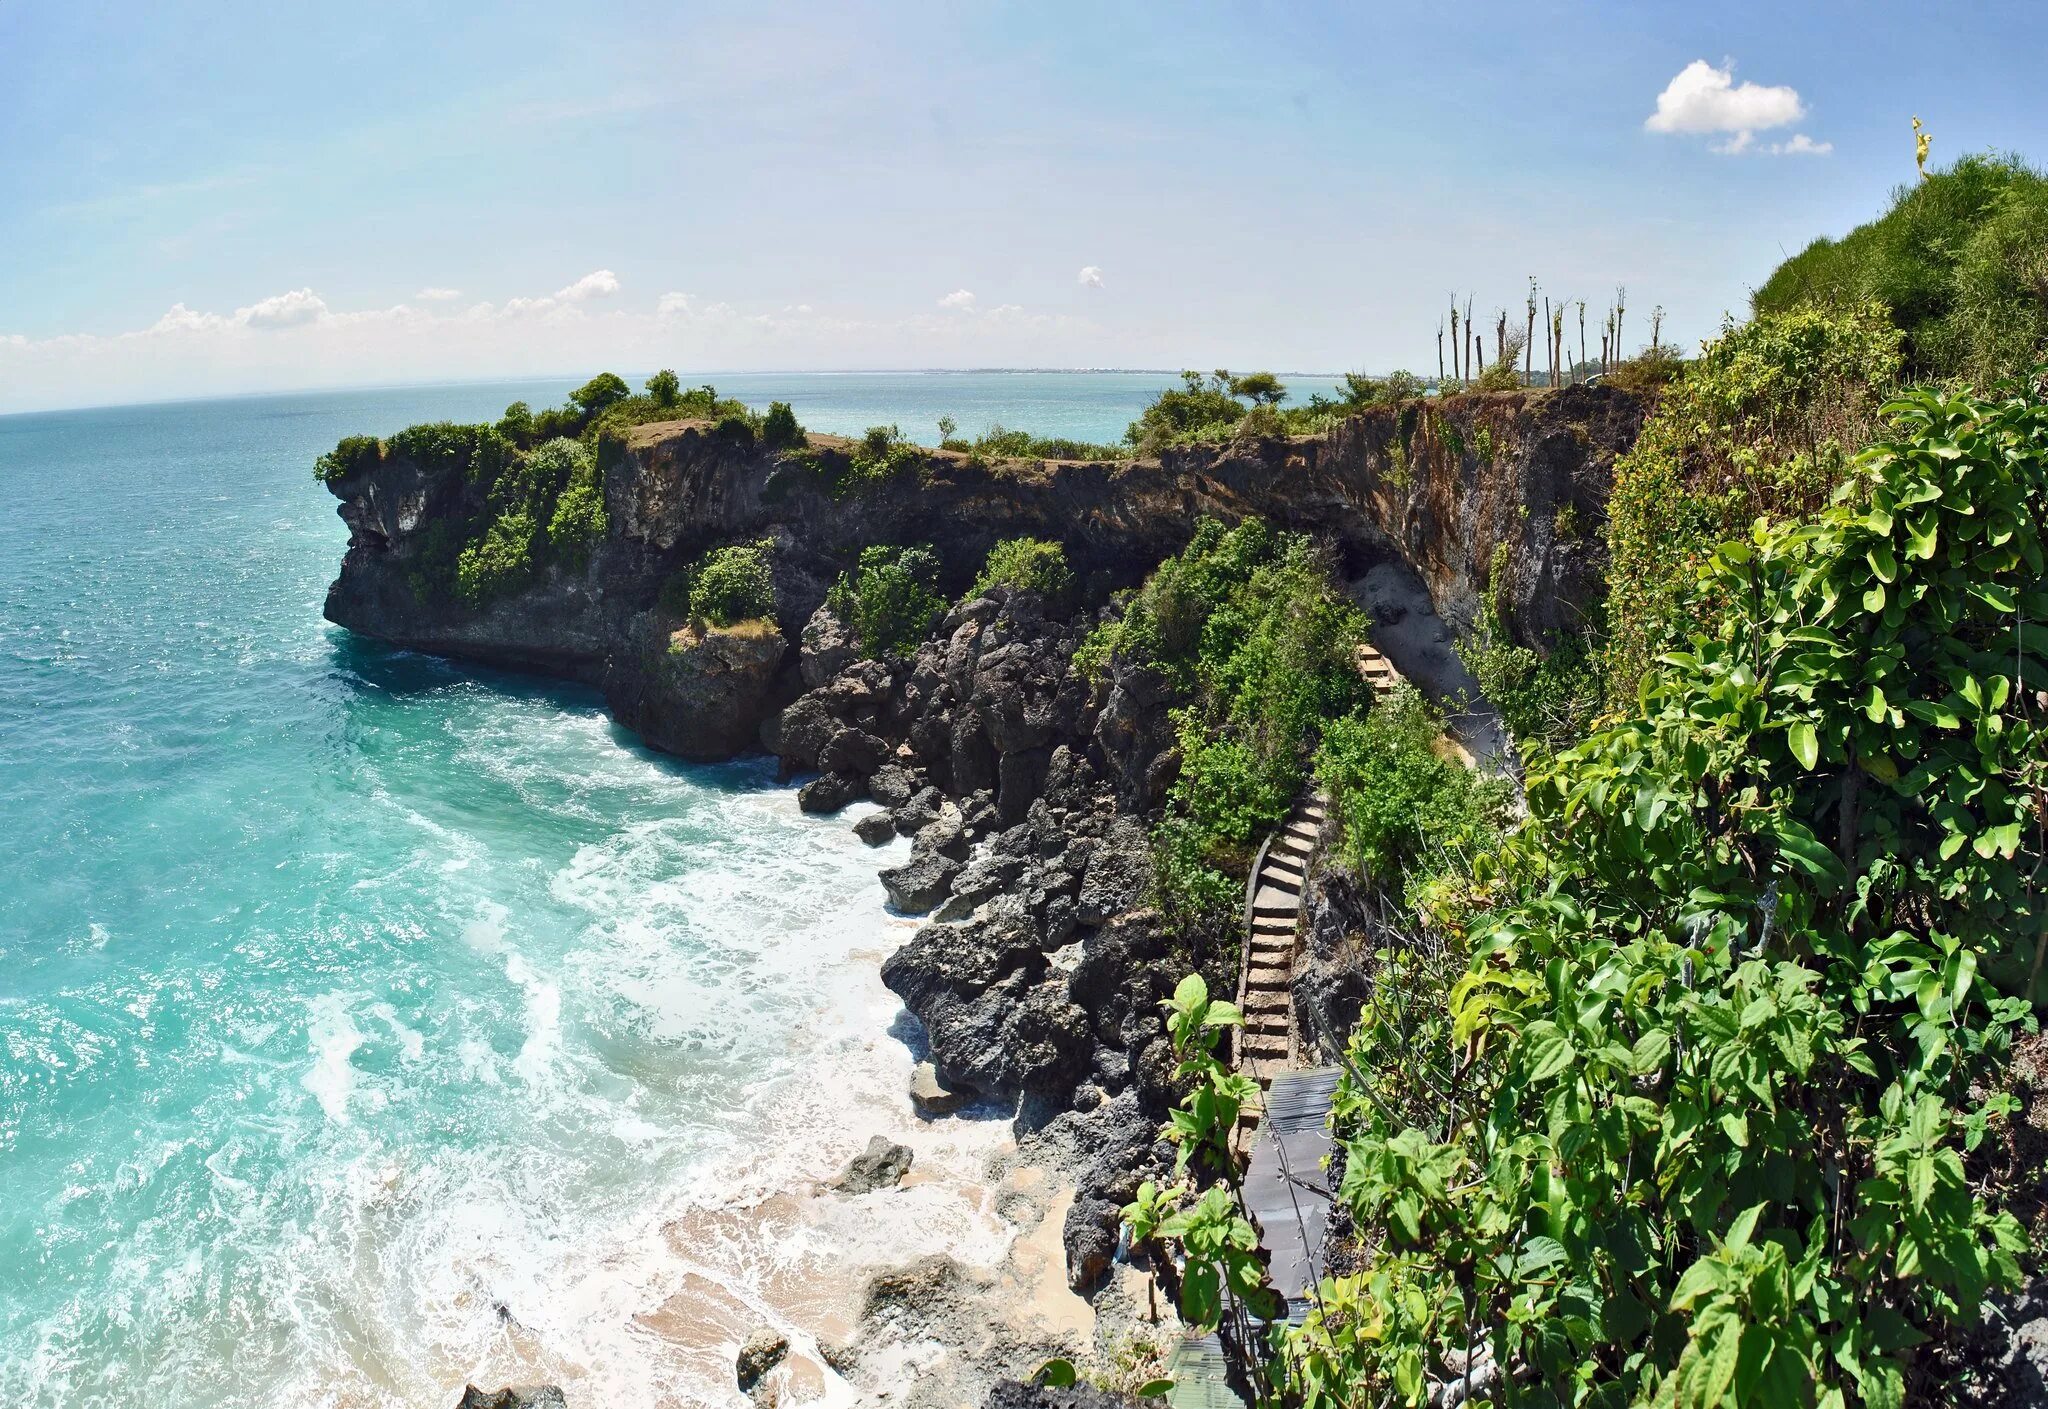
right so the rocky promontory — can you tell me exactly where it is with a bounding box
[319,387,1644,1308]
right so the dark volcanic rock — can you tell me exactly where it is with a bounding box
[832,1135,914,1194]
[458,1388,567,1409]
[764,692,840,770]
[880,851,962,913]
[608,619,786,762]
[735,1327,789,1390]
[867,763,916,808]
[798,770,863,814]
[799,605,857,687]
[853,811,898,846]
[819,726,889,777]
[1075,817,1151,925]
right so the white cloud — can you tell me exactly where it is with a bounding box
[414,286,462,302]
[1078,265,1104,288]
[1770,133,1833,157]
[556,269,619,302]
[938,288,976,311]
[1645,60,1807,155]
[0,273,1106,414]
[237,287,328,329]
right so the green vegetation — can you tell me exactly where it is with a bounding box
[313,433,381,483]
[950,422,1128,462]
[761,400,805,450]
[645,368,682,408]
[1315,685,1510,898]
[679,539,777,627]
[846,424,927,486]
[1121,368,1435,455]
[1457,542,1602,750]
[568,372,631,418]
[1756,154,2048,383]
[1602,302,1902,699]
[970,536,1073,604]
[1084,520,1369,934]
[826,544,945,657]
[1136,381,2048,1409]
[455,508,540,605]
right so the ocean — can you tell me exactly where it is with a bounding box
[0,371,1317,1407]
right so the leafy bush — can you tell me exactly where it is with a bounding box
[1756,153,2048,382]
[1088,520,1369,930]
[836,424,926,488]
[386,422,511,483]
[1456,543,1601,749]
[496,400,535,446]
[826,544,945,657]
[569,372,631,418]
[684,539,777,626]
[455,508,540,604]
[1271,380,2048,1409]
[538,435,605,566]
[645,368,681,407]
[964,423,1126,462]
[1602,302,1902,699]
[1314,685,1510,896]
[1125,371,1249,451]
[313,434,381,483]
[761,400,806,450]
[972,537,1073,603]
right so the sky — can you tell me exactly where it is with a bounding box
[3,0,2046,414]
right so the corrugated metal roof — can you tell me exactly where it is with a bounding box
[1243,1068,1339,1311]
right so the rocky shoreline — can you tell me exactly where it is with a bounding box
[319,389,1645,1403]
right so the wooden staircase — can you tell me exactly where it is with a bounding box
[1355,641,1400,697]
[1234,793,1327,1144]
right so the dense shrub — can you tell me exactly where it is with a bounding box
[1602,302,1902,699]
[846,424,925,485]
[1270,380,2048,1409]
[1755,154,2048,382]
[826,544,944,657]
[313,434,381,483]
[1089,519,1370,931]
[568,372,631,418]
[454,508,540,605]
[496,400,535,446]
[1314,685,1510,895]
[683,539,777,626]
[761,400,805,450]
[385,421,511,483]
[964,423,1126,462]
[1124,371,1249,451]
[645,369,681,407]
[971,537,1073,603]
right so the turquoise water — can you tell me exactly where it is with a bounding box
[0,372,1226,1407]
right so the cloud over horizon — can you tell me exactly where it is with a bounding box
[1645,60,1824,156]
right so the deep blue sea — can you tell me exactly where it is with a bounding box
[0,371,1274,1407]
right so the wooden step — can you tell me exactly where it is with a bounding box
[1258,870,1302,897]
[1241,1038,1289,1064]
[1244,973,1292,993]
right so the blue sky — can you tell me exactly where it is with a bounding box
[3,0,2045,412]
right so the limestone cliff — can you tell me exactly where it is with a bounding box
[321,387,1643,760]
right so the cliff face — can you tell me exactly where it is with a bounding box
[321,386,1644,757]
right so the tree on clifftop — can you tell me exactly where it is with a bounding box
[645,369,681,408]
[569,372,630,418]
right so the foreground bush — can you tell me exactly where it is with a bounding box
[1268,380,2046,1407]
[971,537,1073,604]
[683,539,777,627]
[1756,153,2048,383]
[827,544,944,657]
[1602,302,1902,698]
[1086,519,1369,933]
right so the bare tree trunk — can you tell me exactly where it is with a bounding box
[1450,302,1462,382]
[1438,325,1445,382]
[1578,302,1588,384]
